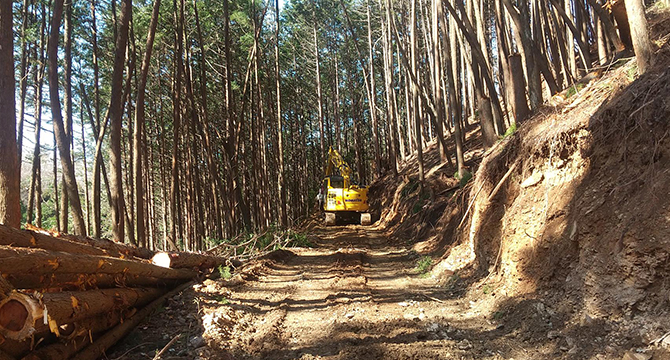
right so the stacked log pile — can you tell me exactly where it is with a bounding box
[0,224,229,360]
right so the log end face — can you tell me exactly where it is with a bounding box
[0,300,27,332]
[151,252,171,268]
[0,294,39,340]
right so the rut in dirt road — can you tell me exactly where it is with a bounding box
[197,226,507,360]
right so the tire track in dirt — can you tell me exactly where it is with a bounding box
[214,226,502,360]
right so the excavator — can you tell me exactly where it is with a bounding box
[320,147,372,226]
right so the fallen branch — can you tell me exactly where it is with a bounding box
[457,181,486,229]
[152,333,182,360]
[71,281,194,360]
[486,162,519,203]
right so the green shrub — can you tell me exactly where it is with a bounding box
[454,169,472,188]
[286,231,314,248]
[501,123,517,140]
[218,265,232,280]
[564,82,586,99]
[401,180,420,198]
[416,256,433,274]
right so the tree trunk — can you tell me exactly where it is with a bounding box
[275,0,287,227]
[170,0,184,249]
[625,0,653,73]
[61,0,74,234]
[90,0,103,239]
[313,1,326,169]
[109,0,132,243]
[410,0,425,186]
[508,53,530,122]
[49,0,86,235]
[134,0,161,249]
[501,0,543,109]
[0,0,21,228]
[366,0,381,177]
[16,0,31,183]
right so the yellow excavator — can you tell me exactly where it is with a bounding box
[320,147,371,226]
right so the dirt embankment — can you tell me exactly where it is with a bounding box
[369,5,670,359]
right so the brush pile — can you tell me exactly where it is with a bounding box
[0,224,229,360]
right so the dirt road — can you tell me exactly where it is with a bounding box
[108,226,643,360]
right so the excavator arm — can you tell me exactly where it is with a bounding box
[325,147,352,187]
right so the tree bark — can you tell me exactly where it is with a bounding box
[134,0,162,249]
[0,0,21,228]
[70,282,193,360]
[625,0,653,73]
[0,246,194,280]
[48,0,86,235]
[0,287,164,340]
[109,0,132,242]
[275,0,287,227]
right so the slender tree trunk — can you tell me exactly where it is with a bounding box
[366,0,381,177]
[313,2,326,167]
[433,0,448,163]
[28,9,47,227]
[0,0,21,228]
[90,0,103,239]
[109,0,132,242]
[442,13,466,177]
[501,0,543,109]
[17,0,31,182]
[49,0,86,235]
[334,60,342,152]
[194,0,224,239]
[169,0,184,249]
[60,0,74,233]
[275,0,287,227]
[134,0,161,248]
[410,0,424,186]
[625,0,653,73]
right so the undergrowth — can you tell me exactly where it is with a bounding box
[416,256,433,276]
[564,82,586,99]
[218,265,232,280]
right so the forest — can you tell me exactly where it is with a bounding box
[0,0,659,252]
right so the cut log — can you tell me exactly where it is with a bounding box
[0,226,109,258]
[151,251,227,270]
[0,287,164,340]
[5,272,182,291]
[0,334,51,359]
[20,311,127,360]
[54,233,154,260]
[2,224,153,260]
[20,334,90,360]
[0,349,15,360]
[71,281,194,360]
[0,246,197,281]
[58,311,125,340]
[0,293,43,340]
[1,276,13,301]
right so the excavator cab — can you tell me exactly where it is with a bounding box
[322,148,372,226]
